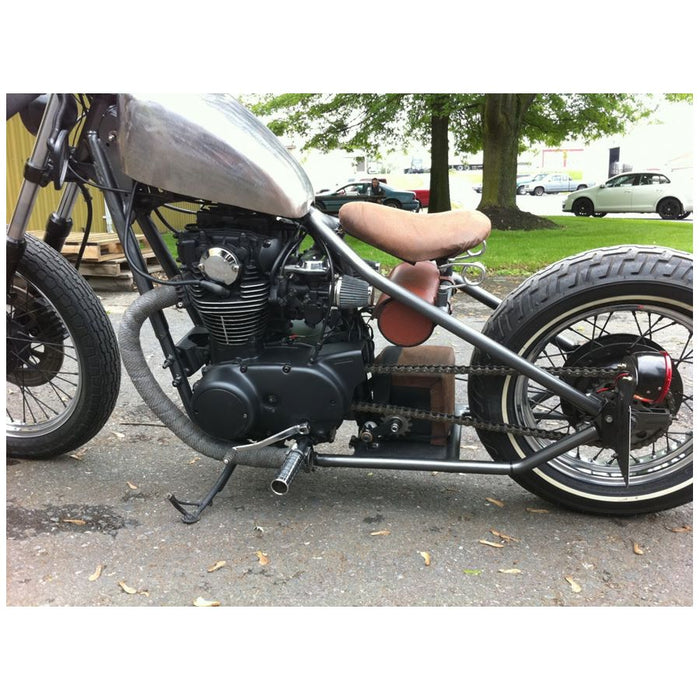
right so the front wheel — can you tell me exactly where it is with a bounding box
[6,235,121,458]
[468,246,692,515]
[571,198,594,217]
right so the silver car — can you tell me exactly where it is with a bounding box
[563,171,693,219]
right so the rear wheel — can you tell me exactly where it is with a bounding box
[468,246,692,515]
[6,235,121,458]
[657,198,682,220]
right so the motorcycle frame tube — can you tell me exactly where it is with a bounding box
[87,130,196,410]
[304,207,603,418]
[313,424,599,475]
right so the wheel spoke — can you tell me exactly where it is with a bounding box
[517,303,692,486]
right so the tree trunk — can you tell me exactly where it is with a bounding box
[478,93,557,230]
[428,101,451,213]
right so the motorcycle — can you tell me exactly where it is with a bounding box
[6,94,693,523]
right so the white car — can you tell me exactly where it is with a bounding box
[563,171,693,219]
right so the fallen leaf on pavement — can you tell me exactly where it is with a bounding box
[526,507,550,514]
[498,568,522,575]
[255,551,269,566]
[112,431,125,439]
[126,481,138,490]
[633,542,644,555]
[485,497,504,508]
[370,530,391,536]
[70,449,88,461]
[419,551,431,566]
[88,564,104,582]
[118,581,138,595]
[463,569,483,575]
[490,529,519,543]
[565,576,582,593]
[669,525,692,533]
[479,539,504,548]
[207,560,227,573]
[193,596,221,607]
[62,518,86,526]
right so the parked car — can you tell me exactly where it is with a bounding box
[524,172,594,195]
[314,181,420,214]
[410,188,430,207]
[516,173,544,194]
[563,171,693,220]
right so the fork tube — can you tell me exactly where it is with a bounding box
[7,94,62,243]
[44,182,80,251]
[305,207,603,418]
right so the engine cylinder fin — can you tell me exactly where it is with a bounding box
[191,262,270,346]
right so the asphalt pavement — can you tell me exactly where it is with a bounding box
[5,274,693,609]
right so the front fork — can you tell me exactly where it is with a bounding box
[7,94,75,290]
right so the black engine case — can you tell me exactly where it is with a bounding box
[191,342,367,442]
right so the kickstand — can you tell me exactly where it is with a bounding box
[167,460,236,524]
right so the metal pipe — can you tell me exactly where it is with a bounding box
[313,425,599,475]
[304,207,602,418]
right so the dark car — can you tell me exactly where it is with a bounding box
[314,181,421,214]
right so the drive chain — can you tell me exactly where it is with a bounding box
[355,363,624,440]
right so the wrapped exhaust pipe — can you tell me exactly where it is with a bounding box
[119,284,288,468]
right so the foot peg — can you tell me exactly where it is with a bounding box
[271,439,312,495]
[167,422,311,523]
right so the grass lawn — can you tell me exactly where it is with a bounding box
[159,215,692,277]
[342,216,693,275]
[479,216,693,275]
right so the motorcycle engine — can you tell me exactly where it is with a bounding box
[174,206,373,442]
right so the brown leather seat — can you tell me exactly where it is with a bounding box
[338,201,491,263]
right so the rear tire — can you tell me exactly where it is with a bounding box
[468,246,693,515]
[6,235,121,458]
[657,198,682,220]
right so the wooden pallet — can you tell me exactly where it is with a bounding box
[54,231,163,290]
[61,231,150,262]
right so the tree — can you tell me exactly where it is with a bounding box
[247,93,681,228]
[248,93,467,212]
[475,94,660,229]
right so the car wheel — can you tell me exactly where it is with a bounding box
[571,198,594,217]
[533,186,544,196]
[657,198,682,220]
[576,185,587,190]
[383,199,401,208]
[517,186,525,194]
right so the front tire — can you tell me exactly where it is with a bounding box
[6,235,121,458]
[571,198,594,217]
[468,246,692,515]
